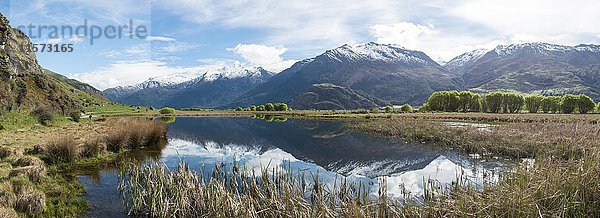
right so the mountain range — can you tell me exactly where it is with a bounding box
[104,42,600,109]
[2,11,599,111]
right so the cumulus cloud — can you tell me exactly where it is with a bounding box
[228,44,296,73]
[371,22,435,50]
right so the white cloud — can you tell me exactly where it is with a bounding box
[451,0,600,36]
[228,43,296,73]
[371,22,435,50]
[146,36,176,42]
[71,61,202,90]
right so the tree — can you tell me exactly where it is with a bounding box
[265,103,275,111]
[250,106,257,111]
[577,94,596,114]
[427,92,447,112]
[525,95,543,113]
[541,96,561,113]
[384,106,394,113]
[257,105,265,111]
[446,91,460,112]
[458,91,472,112]
[468,93,482,112]
[503,93,524,113]
[400,104,413,113]
[274,103,289,111]
[561,94,579,114]
[485,92,504,113]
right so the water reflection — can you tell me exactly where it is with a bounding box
[80,117,508,217]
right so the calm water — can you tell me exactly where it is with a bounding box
[79,117,508,217]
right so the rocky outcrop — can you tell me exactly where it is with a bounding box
[0,13,104,113]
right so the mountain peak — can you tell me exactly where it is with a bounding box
[324,42,433,65]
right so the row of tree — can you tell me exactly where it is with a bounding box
[424,91,599,114]
[236,103,290,112]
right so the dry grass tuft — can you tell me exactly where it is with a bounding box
[43,136,79,164]
[15,188,45,214]
[0,207,18,218]
[0,182,16,208]
[106,118,167,152]
[80,137,106,158]
[8,166,46,183]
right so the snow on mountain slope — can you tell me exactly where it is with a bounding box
[324,42,434,65]
[444,48,488,72]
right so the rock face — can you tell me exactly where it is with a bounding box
[446,43,600,100]
[231,42,461,109]
[0,13,104,113]
[289,83,387,110]
[104,65,274,108]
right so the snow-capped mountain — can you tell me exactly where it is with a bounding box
[444,48,488,74]
[445,42,600,100]
[103,65,274,108]
[325,42,436,65]
[231,42,461,108]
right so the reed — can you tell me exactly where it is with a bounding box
[119,161,400,217]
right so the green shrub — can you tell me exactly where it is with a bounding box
[30,108,54,126]
[400,104,413,113]
[384,106,394,113]
[68,111,81,122]
[159,108,176,114]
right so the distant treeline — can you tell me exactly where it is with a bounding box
[422,91,599,114]
[236,103,291,112]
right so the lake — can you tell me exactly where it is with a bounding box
[79,117,509,217]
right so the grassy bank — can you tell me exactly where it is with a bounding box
[345,115,600,216]
[0,116,167,217]
[348,117,599,159]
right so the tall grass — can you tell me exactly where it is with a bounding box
[119,161,399,217]
[106,118,168,152]
[43,136,78,164]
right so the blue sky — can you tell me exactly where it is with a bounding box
[1,0,600,90]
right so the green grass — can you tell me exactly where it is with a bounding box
[0,111,37,131]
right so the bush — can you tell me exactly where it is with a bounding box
[159,108,176,114]
[30,108,54,126]
[44,136,79,164]
[384,106,394,113]
[69,111,81,122]
[400,104,413,113]
[235,107,243,111]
